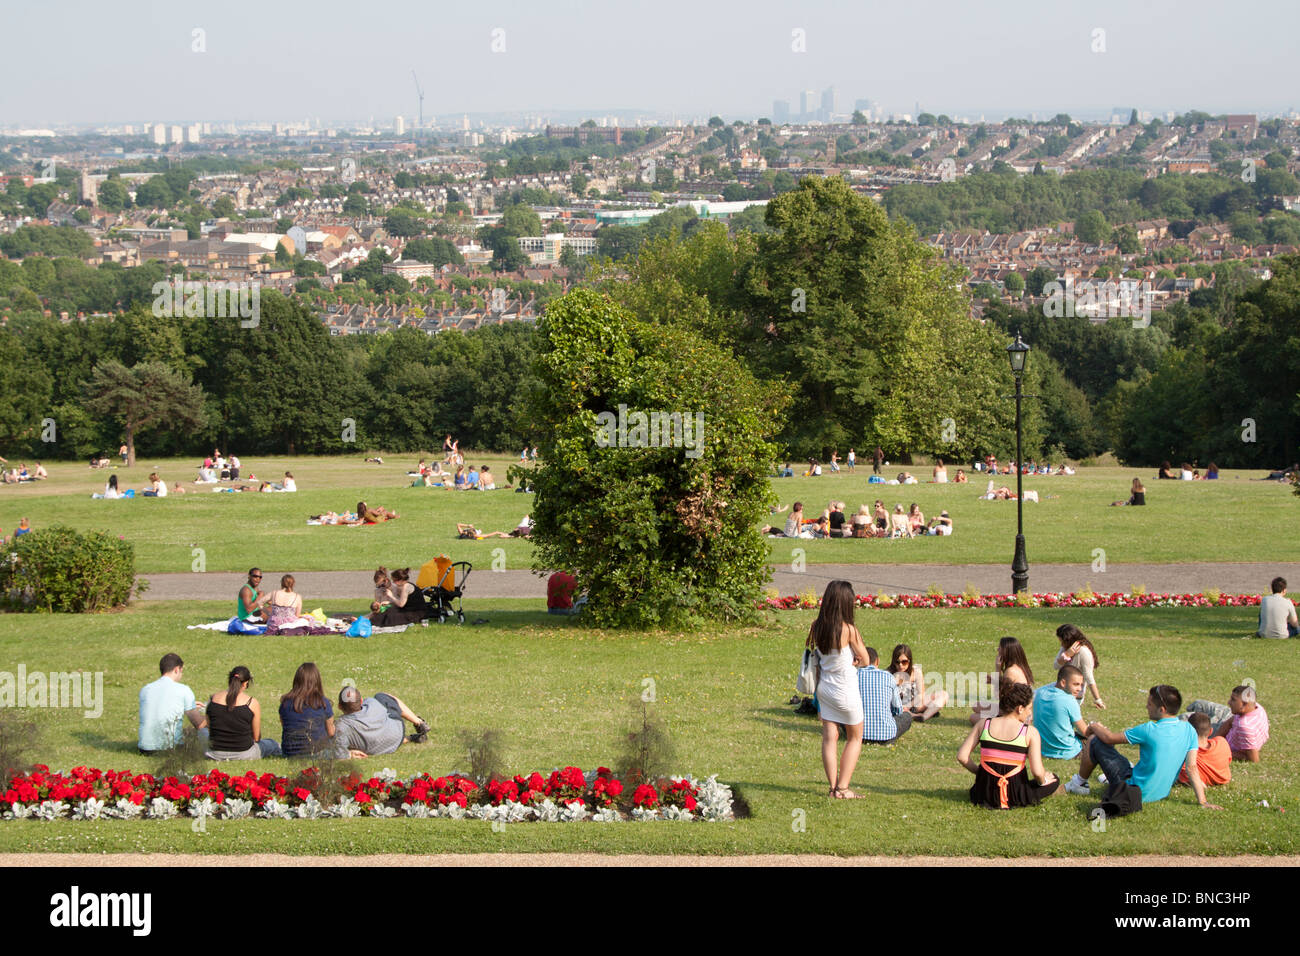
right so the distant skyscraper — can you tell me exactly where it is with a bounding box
[395,115,406,135]
[773,100,790,124]
[800,90,816,118]
[821,86,836,119]
[152,124,166,146]
[168,125,183,144]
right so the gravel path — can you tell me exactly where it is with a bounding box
[5,852,1295,867]
[139,562,1300,602]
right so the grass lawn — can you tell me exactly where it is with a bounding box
[0,456,1296,573]
[0,601,1293,856]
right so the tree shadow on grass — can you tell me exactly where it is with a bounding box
[749,706,823,737]
[69,730,140,755]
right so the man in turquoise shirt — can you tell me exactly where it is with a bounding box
[138,653,207,754]
[1066,684,1221,811]
[1033,665,1088,759]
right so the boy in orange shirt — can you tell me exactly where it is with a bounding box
[1178,712,1231,786]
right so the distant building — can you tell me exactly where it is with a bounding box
[152,125,167,146]
[395,115,406,135]
[800,90,816,118]
[544,125,622,145]
[772,100,790,124]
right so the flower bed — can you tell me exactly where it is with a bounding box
[761,591,1266,611]
[0,765,734,824]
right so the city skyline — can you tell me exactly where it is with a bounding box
[3,0,1297,127]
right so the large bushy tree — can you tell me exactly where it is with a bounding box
[527,288,786,628]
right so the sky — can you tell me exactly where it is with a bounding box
[3,0,1297,126]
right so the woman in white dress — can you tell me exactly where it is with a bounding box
[807,580,869,799]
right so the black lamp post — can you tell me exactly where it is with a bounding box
[1007,332,1030,594]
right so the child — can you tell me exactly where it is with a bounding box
[1178,712,1231,787]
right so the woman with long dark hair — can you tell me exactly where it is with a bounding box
[279,662,335,757]
[205,665,281,760]
[888,643,948,721]
[957,681,1060,808]
[807,580,869,798]
[369,567,428,627]
[970,636,1034,725]
[1054,623,1104,709]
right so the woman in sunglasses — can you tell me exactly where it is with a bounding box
[887,644,948,722]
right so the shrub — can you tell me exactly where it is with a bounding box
[526,289,787,628]
[0,525,139,612]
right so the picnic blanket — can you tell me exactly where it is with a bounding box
[307,512,360,525]
[186,617,409,635]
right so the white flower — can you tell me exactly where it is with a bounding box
[5,802,32,821]
[295,795,327,819]
[72,797,107,821]
[661,805,695,821]
[332,797,362,818]
[188,797,219,820]
[694,775,735,821]
[402,802,431,818]
[591,807,621,823]
[259,798,293,819]
[223,798,253,820]
[35,800,69,821]
[376,767,399,784]
[631,806,660,821]
[442,802,468,820]
[533,798,561,822]
[147,797,178,820]
[559,800,590,822]
[371,804,397,818]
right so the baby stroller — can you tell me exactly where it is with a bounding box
[416,555,472,624]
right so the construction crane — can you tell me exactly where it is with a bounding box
[412,70,425,131]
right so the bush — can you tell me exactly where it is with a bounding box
[0,525,140,612]
[527,289,786,628]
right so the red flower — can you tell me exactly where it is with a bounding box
[293,787,311,802]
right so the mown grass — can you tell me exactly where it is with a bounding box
[0,600,1293,856]
[0,456,1296,573]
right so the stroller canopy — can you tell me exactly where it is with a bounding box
[417,555,455,591]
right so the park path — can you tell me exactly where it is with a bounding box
[138,562,1300,602]
[4,852,1295,867]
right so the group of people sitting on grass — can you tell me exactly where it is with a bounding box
[1,460,47,483]
[805,580,1272,813]
[137,653,431,761]
[195,452,243,483]
[977,455,1075,476]
[409,460,497,490]
[1158,461,1219,480]
[764,500,954,538]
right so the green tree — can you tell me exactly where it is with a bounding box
[1003,272,1025,297]
[527,288,786,628]
[98,179,129,212]
[737,175,1020,458]
[82,360,206,466]
[1075,209,1109,244]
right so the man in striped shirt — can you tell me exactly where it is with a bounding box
[857,646,913,744]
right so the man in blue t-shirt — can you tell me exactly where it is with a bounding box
[466,467,479,489]
[137,652,207,754]
[1033,665,1089,760]
[1066,684,1222,812]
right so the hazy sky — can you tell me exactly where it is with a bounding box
[4,0,1296,125]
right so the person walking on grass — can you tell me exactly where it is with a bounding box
[807,580,869,799]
